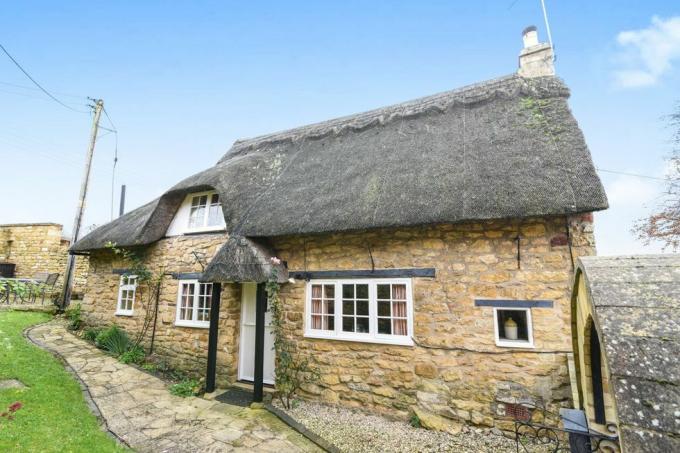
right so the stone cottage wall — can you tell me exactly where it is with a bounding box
[81,232,241,387]
[271,214,595,432]
[0,223,88,295]
[79,213,595,432]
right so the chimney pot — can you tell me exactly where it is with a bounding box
[522,26,539,48]
[518,26,554,78]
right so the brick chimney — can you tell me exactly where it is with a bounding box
[517,26,555,78]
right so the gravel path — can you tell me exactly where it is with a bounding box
[275,400,530,453]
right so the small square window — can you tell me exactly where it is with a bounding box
[494,308,533,348]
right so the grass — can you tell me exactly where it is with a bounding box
[0,311,127,452]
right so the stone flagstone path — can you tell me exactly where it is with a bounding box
[27,320,321,453]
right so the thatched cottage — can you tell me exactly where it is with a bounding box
[72,28,608,432]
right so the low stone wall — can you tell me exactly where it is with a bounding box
[0,223,88,295]
[79,214,596,432]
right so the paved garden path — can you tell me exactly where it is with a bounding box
[27,320,321,453]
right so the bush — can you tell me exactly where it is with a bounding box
[95,325,130,356]
[169,378,202,397]
[409,413,421,428]
[119,345,145,364]
[82,327,100,343]
[65,304,83,331]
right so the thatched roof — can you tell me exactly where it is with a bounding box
[73,73,607,252]
[201,235,288,283]
[576,255,680,452]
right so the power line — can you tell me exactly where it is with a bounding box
[102,106,119,220]
[0,80,85,99]
[0,42,88,113]
[596,168,670,182]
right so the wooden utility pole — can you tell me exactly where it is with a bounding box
[60,99,104,310]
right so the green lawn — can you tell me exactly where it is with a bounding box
[0,311,127,452]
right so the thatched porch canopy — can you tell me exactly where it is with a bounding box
[201,235,287,283]
[73,73,607,253]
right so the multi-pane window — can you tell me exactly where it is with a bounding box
[188,192,222,230]
[376,283,408,336]
[176,280,213,328]
[310,284,335,331]
[342,283,369,333]
[116,275,137,316]
[305,279,413,345]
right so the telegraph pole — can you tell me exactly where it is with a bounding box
[60,99,104,310]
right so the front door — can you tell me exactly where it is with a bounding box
[238,283,275,384]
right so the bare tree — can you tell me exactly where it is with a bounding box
[635,104,680,249]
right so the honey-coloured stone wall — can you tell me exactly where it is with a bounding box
[270,214,595,432]
[82,232,241,387]
[80,214,596,432]
[0,223,88,295]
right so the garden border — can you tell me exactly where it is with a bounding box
[265,402,341,453]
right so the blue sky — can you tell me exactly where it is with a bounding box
[1,1,679,255]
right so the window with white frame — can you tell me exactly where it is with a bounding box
[305,279,413,346]
[188,192,222,230]
[116,275,137,316]
[175,280,213,328]
[493,307,534,348]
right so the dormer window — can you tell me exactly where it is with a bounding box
[188,193,222,229]
[165,190,226,236]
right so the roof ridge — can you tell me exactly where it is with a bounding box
[218,74,568,163]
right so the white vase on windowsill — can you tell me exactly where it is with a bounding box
[504,317,518,340]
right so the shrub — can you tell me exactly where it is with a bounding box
[82,327,100,343]
[95,325,130,356]
[409,413,421,429]
[169,378,202,397]
[65,304,83,331]
[141,362,157,372]
[119,345,145,364]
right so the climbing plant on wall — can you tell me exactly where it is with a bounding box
[105,242,165,350]
[266,257,319,409]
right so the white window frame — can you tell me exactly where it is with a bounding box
[304,278,414,346]
[493,307,534,349]
[175,279,213,328]
[186,190,225,233]
[115,275,137,316]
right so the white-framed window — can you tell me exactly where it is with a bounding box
[493,307,534,348]
[116,275,137,316]
[175,279,213,328]
[165,190,226,236]
[188,192,222,230]
[305,279,413,346]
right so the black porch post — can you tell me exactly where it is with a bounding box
[253,282,266,402]
[205,282,222,394]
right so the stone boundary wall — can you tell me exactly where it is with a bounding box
[0,223,88,295]
[80,214,595,433]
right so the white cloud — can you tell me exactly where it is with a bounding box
[605,175,659,206]
[613,16,680,88]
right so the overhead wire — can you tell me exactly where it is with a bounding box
[102,106,119,220]
[0,42,89,113]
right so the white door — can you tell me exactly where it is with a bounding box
[238,283,275,385]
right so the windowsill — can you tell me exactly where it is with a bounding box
[495,339,535,349]
[175,321,210,329]
[182,227,226,236]
[115,311,133,317]
[304,331,414,347]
